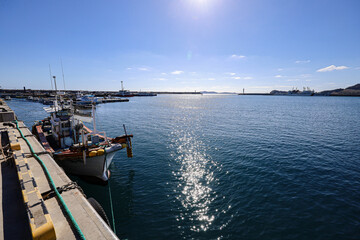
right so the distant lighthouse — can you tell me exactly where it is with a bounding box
[243,88,245,95]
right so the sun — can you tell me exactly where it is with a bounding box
[195,0,208,3]
[192,0,210,6]
[188,0,214,11]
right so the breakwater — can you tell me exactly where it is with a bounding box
[0,88,201,100]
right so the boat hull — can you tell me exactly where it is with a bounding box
[54,144,123,181]
[32,113,133,183]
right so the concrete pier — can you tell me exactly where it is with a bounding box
[0,99,118,240]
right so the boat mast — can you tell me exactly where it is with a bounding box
[61,58,66,90]
[49,64,53,90]
[92,102,97,134]
[53,76,58,111]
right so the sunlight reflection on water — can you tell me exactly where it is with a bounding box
[171,128,217,233]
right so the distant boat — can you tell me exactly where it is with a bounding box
[118,80,134,97]
[271,87,315,96]
[42,98,54,105]
[298,90,315,96]
[118,89,134,97]
[288,87,314,96]
[76,95,99,105]
[5,96,11,100]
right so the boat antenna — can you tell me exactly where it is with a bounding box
[61,58,66,90]
[49,64,54,90]
[92,101,97,133]
[53,76,58,111]
[53,76,58,93]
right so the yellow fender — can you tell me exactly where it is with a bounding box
[97,149,105,156]
[10,142,21,150]
[89,151,97,157]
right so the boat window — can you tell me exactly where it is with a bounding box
[62,122,70,128]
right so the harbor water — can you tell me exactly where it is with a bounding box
[7,95,360,239]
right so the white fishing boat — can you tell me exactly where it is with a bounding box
[33,101,133,182]
[32,76,133,182]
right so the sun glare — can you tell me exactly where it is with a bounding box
[194,0,208,4]
[189,0,212,9]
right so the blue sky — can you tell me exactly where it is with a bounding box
[0,0,359,92]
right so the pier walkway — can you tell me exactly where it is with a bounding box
[0,99,118,240]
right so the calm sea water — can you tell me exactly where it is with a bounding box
[7,95,360,239]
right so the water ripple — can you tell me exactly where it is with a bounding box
[8,95,360,240]
[170,128,219,234]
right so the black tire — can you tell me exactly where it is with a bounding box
[87,197,111,226]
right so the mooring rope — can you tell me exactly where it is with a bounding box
[106,166,117,235]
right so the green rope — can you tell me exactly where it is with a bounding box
[105,159,116,234]
[15,120,86,240]
[107,177,117,234]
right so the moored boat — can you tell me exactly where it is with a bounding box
[288,87,315,96]
[32,99,133,182]
[118,89,134,97]
[76,95,99,105]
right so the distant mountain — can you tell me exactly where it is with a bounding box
[200,91,218,94]
[315,88,344,96]
[346,84,360,90]
[316,83,360,96]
